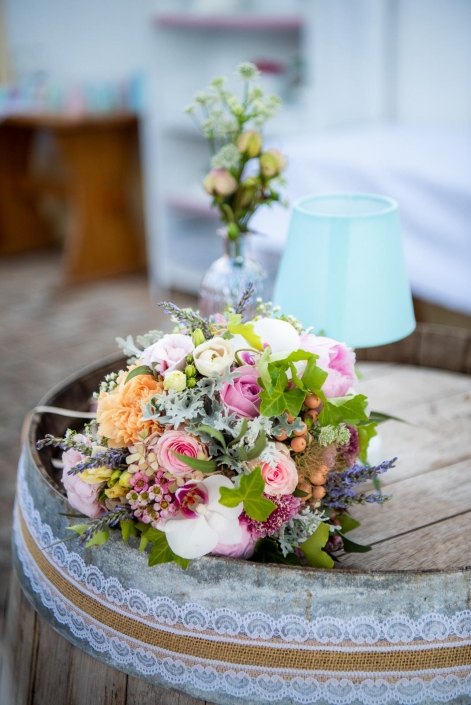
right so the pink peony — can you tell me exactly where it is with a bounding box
[62,444,104,519]
[257,443,298,496]
[155,429,208,477]
[220,365,261,418]
[140,333,194,377]
[212,518,257,559]
[300,332,356,398]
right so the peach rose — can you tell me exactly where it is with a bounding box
[96,372,164,448]
[257,442,299,496]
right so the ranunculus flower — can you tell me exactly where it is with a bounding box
[96,372,164,448]
[62,441,105,519]
[140,334,194,377]
[164,475,243,559]
[253,443,299,496]
[193,337,234,377]
[220,365,261,418]
[163,370,187,392]
[299,332,356,398]
[155,429,208,477]
[212,518,256,559]
[203,168,237,196]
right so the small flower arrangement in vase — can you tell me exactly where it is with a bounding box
[185,62,287,317]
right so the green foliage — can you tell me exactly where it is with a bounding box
[219,467,276,521]
[300,523,334,569]
[85,530,109,548]
[337,514,361,534]
[120,519,138,543]
[338,533,372,553]
[197,425,227,451]
[318,393,369,426]
[358,422,378,464]
[227,313,263,350]
[237,431,267,461]
[65,524,87,535]
[368,410,407,424]
[252,538,301,565]
[125,365,154,384]
[171,450,218,473]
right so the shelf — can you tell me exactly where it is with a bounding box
[153,14,303,31]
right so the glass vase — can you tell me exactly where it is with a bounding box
[198,231,267,318]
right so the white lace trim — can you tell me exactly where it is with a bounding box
[15,457,471,652]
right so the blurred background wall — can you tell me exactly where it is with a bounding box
[1,0,471,323]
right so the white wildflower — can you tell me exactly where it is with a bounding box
[236,62,261,81]
[211,144,241,170]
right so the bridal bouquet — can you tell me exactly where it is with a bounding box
[38,290,396,570]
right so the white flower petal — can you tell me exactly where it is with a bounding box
[253,318,300,354]
[164,515,219,559]
[204,475,243,519]
[206,512,242,546]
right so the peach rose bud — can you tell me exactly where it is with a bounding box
[203,168,237,196]
[237,130,262,158]
[259,149,286,178]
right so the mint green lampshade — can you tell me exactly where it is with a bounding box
[273,194,416,348]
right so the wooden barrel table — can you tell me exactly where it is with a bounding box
[2,323,471,705]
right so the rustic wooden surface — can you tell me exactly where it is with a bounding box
[2,323,471,703]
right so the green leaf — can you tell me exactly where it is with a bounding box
[368,410,407,424]
[252,538,301,565]
[238,430,267,461]
[197,424,227,451]
[171,450,218,473]
[302,356,328,392]
[338,532,372,553]
[293,488,309,498]
[139,535,149,552]
[337,514,361,534]
[300,523,334,569]
[146,528,191,569]
[125,365,154,384]
[228,418,248,447]
[219,467,276,521]
[358,421,378,464]
[120,519,138,543]
[85,530,109,548]
[257,346,272,388]
[318,394,368,426]
[227,313,263,351]
[259,378,305,418]
[65,524,88,535]
[372,477,382,492]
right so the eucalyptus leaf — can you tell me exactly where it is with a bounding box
[238,430,267,461]
[228,418,248,447]
[197,424,227,451]
[125,365,155,384]
[171,450,218,473]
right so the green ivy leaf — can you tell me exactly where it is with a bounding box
[125,365,155,384]
[227,313,263,351]
[300,523,334,569]
[197,424,227,451]
[65,524,88,535]
[337,514,361,534]
[120,519,138,543]
[302,356,328,391]
[318,394,368,426]
[145,527,191,569]
[219,467,276,521]
[85,530,109,548]
[338,532,372,553]
[259,372,305,417]
[171,450,218,473]
[139,535,149,553]
[358,421,378,464]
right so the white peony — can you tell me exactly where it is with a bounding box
[164,475,243,559]
[193,337,234,377]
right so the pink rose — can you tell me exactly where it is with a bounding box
[220,365,261,418]
[140,333,194,377]
[62,445,104,519]
[257,443,298,496]
[212,518,257,559]
[300,332,356,398]
[155,429,208,477]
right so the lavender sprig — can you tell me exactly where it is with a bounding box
[79,506,134,545]
[323,458,396,509]
[37,433,92,455]
[158,302,211,338]
[234,282,255,316]
[68,449,128,475]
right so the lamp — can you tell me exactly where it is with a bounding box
[273,193,416,348]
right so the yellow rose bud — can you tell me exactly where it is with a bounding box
[118,471,133,488]
[163,370,187,392]
[259,148,286,178]
[80,466,114,484]
[104,484,128,499]
[237,130,262,158]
